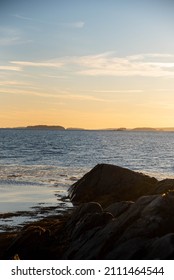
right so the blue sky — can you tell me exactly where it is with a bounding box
[1,0,174,128]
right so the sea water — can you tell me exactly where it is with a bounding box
[1,129,174,231]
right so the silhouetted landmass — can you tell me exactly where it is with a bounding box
[159,127,174,131]
[116,127,127,131]
[25,125,65,130]
[1,126,174,131]
[131,127,157,131]
[66,128,85,130]
[100,127,127,131]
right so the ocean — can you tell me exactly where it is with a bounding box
[1,129,174,231]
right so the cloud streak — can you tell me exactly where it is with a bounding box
[0,88,110,102]
[13,14,34,21]
[90,89,143,93]
[0,27,31,46]
[9,52,174,77]
[14,14,85,29]
[0,81,29,86]
[11,60,64,68]
[0,65,21,71]
[75,52,174,77]
[0,27,20,46]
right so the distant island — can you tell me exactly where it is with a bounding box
[1,125,174,131]
[25,126,84,131]
[131,127,157,131]
[66,127,85,131]
[25,125,65,130]
[129,127,174,132]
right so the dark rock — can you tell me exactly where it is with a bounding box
[105,237,151,260]
[105,201,134,217]
[61,192,174,259]
[69,164,158,207]
[64,202,103,236]
[4,226,51,260]
[146,233,174,259]
[154,179,174,194]
[114,193,174,245]
[49,202,113,260]
[70,212,114,240]
[0,232,17,259]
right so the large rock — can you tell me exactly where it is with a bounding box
[154,179,174,194]
[61,192,174,259]
[63,202,103,237]
[69,164,158,207]
[105,201,134,217]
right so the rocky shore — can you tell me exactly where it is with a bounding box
[1,163,174,260]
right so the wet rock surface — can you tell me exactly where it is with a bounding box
[1,164,174,260]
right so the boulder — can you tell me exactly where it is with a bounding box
[69,164,158,207]
[105,201,134,217]
[61,192,174,259]
[64,202,103,237]
[154,179,174,194]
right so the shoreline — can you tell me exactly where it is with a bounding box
[1,164,174,259]
[0,193,73,233]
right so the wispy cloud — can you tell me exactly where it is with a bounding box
[146,62,174,68]
[0,27,20,46]
[0,65,21,71]
[55,93,110,102]
[127,53,174,60]
[41,74,68,79]
[0,37,20,46]
[0,87,111,103]
[13,14,85,29]
[0,87,39,96]
[74,52,174,77]
[11,60,64,68]
[0,88,58,98]
[72,21,85,28]
[0,81,29,86]
[13,14,34,21]
[0,27,31,46]
[8,52,174,77]
[90,89,143,93]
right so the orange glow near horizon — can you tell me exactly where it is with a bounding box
[1,88,174,129]
[1,2,174,129]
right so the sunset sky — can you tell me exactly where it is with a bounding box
[1,0,174,129]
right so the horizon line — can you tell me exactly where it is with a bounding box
[1,125,174,131]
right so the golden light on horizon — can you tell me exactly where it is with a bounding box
[1,87,174,129]
[1,1,174,129]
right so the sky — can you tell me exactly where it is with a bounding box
[1,0,174,129]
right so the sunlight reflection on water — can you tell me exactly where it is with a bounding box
[1,130,174,230]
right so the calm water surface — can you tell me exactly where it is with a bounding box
[0,129,174,230]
